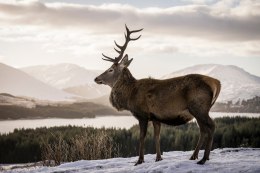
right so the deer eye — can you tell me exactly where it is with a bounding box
[108,69,114,73]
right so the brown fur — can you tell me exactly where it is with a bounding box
[94,25,221,166]
[109,68,221,165]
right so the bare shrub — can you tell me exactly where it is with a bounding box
[41,129,119,166]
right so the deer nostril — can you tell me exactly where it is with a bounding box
[94,77,103,84]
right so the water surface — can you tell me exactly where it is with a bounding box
[0,112,259,134]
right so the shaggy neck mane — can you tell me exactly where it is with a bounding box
[110,68,136,111]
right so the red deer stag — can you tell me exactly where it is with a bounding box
[94,25,221,165]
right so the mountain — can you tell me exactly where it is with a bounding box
[162,64,260,102]
[21,63,110,99]
[18,63,260,102]
[21,63,99,89]
[0,63,75,101]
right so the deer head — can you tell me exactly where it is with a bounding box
[94,25,143,87]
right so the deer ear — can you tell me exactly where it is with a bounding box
[120,54,133,68]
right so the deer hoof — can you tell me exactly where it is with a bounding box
[155,157,163,162]
[197,158,206,165]
[190,155,198,160]
[134,159,144,166]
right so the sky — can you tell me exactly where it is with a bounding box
[0,0,259,78]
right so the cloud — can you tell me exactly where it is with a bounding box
[0,0,259,42]
[0,0,259,72]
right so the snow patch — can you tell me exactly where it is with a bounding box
[2,148,260,173]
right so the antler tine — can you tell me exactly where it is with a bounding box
[130,35,142,41]
[130,28,144,33]
[101,25,143,64]
[114,40,123,49]
[125,24,143,42]
[102,58,114,62]
[110,24,142,63]
[125,24,130,34]
[114,47,121,54]
[102,53,116,62]
[125,24,143,34]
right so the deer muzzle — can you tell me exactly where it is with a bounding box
[94,77,103,84]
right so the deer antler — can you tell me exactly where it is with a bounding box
[102,24,143,64]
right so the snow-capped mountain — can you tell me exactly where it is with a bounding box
[21,63,110,99]
[0,63,75,101]
[17,63,260,102]
[21,63,100,89]
[162,64,260,102]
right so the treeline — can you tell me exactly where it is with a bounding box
[0,102,125,120]
[212,96,260,113]
[0,117,259,164]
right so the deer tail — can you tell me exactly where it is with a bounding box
[210,79,221,107]
[203,76,221,108]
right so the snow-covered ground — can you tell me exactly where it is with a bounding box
[2,148,260,173]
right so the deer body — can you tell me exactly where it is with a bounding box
[95,25,221,165]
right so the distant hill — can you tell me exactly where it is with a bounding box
[0,93,36,108]
[21,63,110,99]
[88,94,111,106]
[0,63,75,101]
[63,83,110,99]
[162,64,260,102]
[0,93,126,120]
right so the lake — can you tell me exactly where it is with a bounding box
[0,112,260,134]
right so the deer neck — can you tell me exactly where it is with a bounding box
[110,68,136,111]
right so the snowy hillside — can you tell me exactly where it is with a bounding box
[2,148,260,173]
[21,64,110,99]
[163,64,260,102]
[0,63,75,101]
[21,63,99,89]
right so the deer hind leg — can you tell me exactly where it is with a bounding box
[135,119,148,166]
[190,120,206,160]
[195,115,215,165]
[188,93,215,164]
[153,121,162,162]
[197,116,215,164]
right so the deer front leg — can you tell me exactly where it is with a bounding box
[135,119,148,166]
[153,121,162,162]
